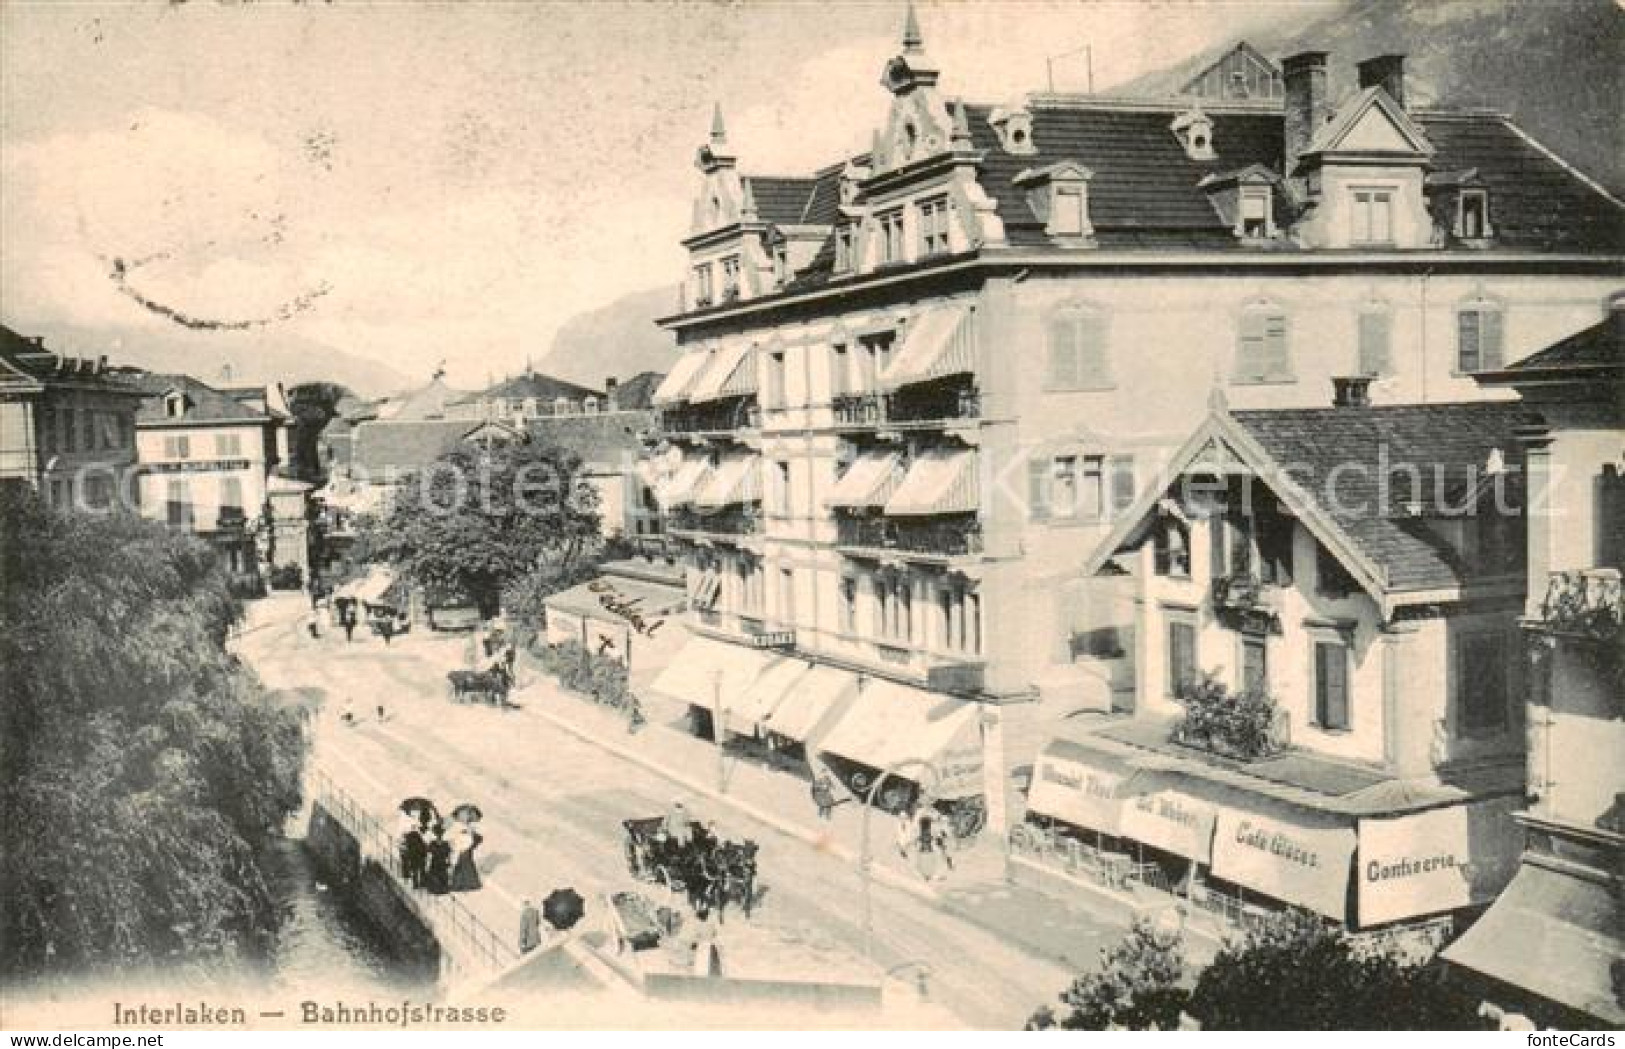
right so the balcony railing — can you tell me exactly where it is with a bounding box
[667,509,762,539]
[657,399,759,436]
[831,387,981,429]
[1210,573,1283,632]
[835,514,983,559]
[1534,568,1623,646]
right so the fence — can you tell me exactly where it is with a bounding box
[308,767,520,981]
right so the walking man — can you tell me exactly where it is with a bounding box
[519,898,543,954]
[810,774,836,821]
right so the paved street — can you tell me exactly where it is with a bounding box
[235,595,1123,1029]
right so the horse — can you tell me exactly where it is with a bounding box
[446,664,512,706]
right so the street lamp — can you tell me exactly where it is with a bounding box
[857,756,941,961]
[711,668,726,794]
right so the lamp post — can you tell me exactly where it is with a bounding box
[858,756,941,961]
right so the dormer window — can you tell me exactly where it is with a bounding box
[693,263,714,307]
[164,391,186,418]
[1014,162,1094,242]
[1170,108,1216,161]
[1457,189,1491,240]
[1351,187,1395,245]
[988,106,1035,155]
[877,208,906,265]
[917,196,951,256]
[835,225,856,272]
[1053,189,1087,236]
[772,242,789,286]
[1239,187,1272,238]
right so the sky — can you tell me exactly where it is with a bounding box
[0,0,1325,387]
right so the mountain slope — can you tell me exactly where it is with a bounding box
[539,286,681,388]
[8,320,409,398]
[1116,0,1624,194]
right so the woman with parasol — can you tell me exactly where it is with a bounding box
[423,821,452,895]
[397,798,436,888]
[447,803,484,892]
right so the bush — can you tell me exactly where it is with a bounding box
[268,563,304,590]
[1175,672,1283,760]
[1028,918,1190,1030]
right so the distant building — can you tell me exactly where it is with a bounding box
[1178,41,1284,102]
[1443,309,1624,1028]
[122,371,291,577]
[449,368,605,422]
[0,325,145,512]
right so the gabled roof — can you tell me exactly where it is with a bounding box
[453,371,602,405]
[122,371,272,426]
[1085,399,1533,611]
[348,418,478,475]
[378,377,467,421]
[1474,311,1624,386]
[0,325,144,396]
[1302,86,1433,158]
[526,410,654,472]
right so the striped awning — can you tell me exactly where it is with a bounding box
[687,340,757,403]
[693,453,761,509]
[723,657,806,736]
[657,454,713,508]
[884,448,978,516]
[762,665,861,742]
[826,451,904,509]
[652,349,714,405]
[816,680,983,798]
[879,305,976,390]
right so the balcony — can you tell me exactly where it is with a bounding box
[667,508,762,543]
[1210,573,1283,633]
[831,386,981,431]
[1532,568,1623,647]
[835,514,983,561]
[657,399,759,438]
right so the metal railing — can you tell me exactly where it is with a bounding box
[309,768,520,981]
[831,388,981,429]
[835,514,983,558]
[668,509,762,537]
[657,400,759,436]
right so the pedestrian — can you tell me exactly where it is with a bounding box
[810,774,836,821]
[340,698,357,727]
[395,809,419,881]
[379,618,396,647]
[342,611,357,644]
[689,905,722,977]
[935,820,955,873]
[423,823,452,895]
[375,703,387,723]
[447,820,483,892]
[519,898,543,954]
[306,611,321,640]
[915,811,943,881]
[665,799,689,842]
[895,809,914,861]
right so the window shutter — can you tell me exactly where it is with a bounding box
[1457,310,1481,372]
[1236,312,1266,380]
[1264,314,1290,379]
[1047,315,1081,389]
[1110,456,1136,513]
[1358,310,1391,376]
[1481,309,1504,371]
[1315,642,1348,728]
[1077,311,1106,384]
[1027,457,1051,519]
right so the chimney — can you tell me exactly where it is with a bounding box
[1357,54,1406,109]
[1332,375,1373,408]
[1282,50,1329,177]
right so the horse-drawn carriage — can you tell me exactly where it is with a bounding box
[446,663,513,706]
[622,816,759,920]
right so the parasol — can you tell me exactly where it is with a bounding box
[399,797,437,821]
[450,802,484,824]
[543,887,585,931]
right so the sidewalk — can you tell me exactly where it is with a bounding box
[508,652,1138,974]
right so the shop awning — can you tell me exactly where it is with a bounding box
[879,304,976,390]
[648,635,776,710]
[657,454,713,509]
[1355,795,1523,926]
[816,680,982,798]
[652,349,714,406]
[761,665,860,742]
[1442,861,1624,1027]
[826,452,904,510]
[884,448,978,516]
[353,567,395,605]
[693,453,761,510]
[544,575,686,626]
[687,340,756,403]
[722,657,806,736]
[1210,803,1356,921]
[1026,739,1139,837]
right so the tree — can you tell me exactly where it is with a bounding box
[0,487,308,976]
[369,440,602,619]
[285,381,354,483]
[1028,918,1190,1030]
[1187,908,1482,1030]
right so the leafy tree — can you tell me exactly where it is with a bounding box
[285,381,354,483]
[0,487,308,976]
[1028,918,1190,1030]
[1188,908,1482,1030]
[368,441,602,618]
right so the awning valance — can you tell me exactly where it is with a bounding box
[826,452,904,510]
[687,340,756,404]
[1355,796,1523,926]
[816,680,982,798]
[1210,804,1356,920]
[693,453,761,509]
[879,305,976,391]
[648,635,775,710]
[761,665,860,742]
[657,454,713,508]
[884,448,978,516]
[1026,740,1138,837]
[722,657,806,736]
[652,349,714,405]
[1442,861,1625,1027]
